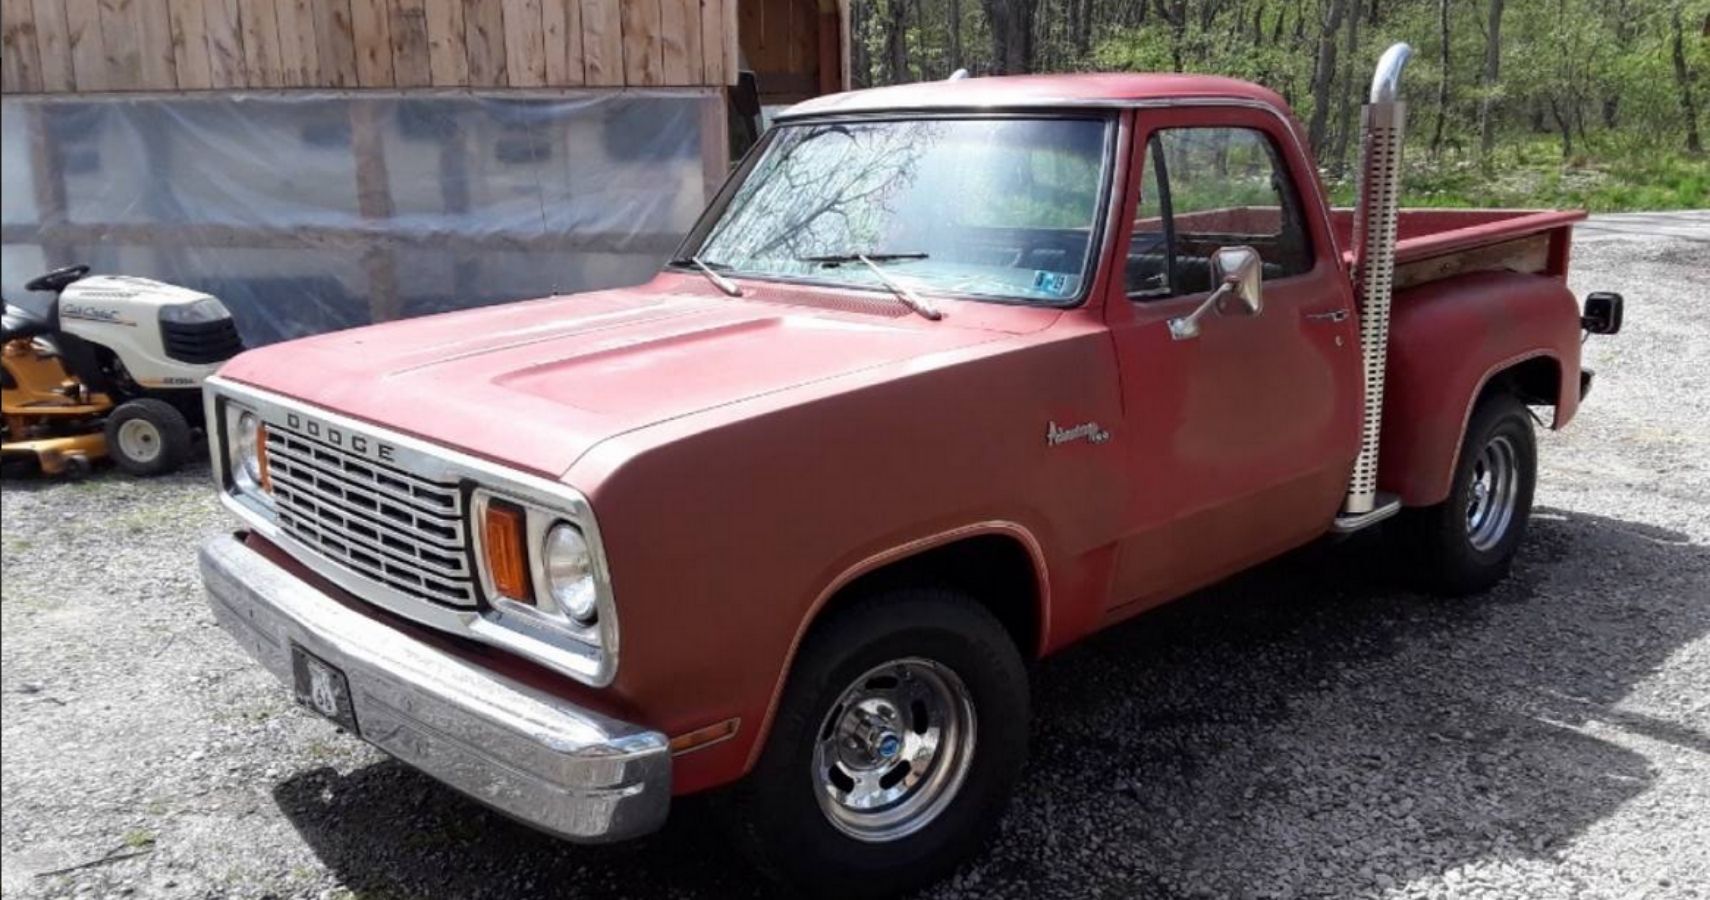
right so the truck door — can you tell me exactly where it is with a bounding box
[1103,106,1362,612]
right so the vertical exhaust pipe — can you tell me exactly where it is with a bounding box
[1342,43,1413,519]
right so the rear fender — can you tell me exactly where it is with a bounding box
[1378,271,1581,507]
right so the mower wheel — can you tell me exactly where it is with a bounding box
[105,398,192,476]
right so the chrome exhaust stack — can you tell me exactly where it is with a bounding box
[1338,43,1413,526]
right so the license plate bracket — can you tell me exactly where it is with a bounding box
[290,644,360,735]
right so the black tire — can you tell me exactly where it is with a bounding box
[104,398,192,476]
[63,454,94,479]
[720,588,1029,899]
[1394,391,1537,596]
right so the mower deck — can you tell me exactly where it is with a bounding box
[0,432,106,475]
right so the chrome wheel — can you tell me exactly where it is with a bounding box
[1466,433,1519,551]
[116,418,163,464]
[811,657,976,843]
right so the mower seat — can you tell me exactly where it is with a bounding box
[1,302,56,343]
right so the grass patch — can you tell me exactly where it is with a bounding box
[1326,140,1708,211]
[305,738,346,761]
[122,828,157,848]
[211,696,288,725]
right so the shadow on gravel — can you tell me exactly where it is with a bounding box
[272,505,1709,899]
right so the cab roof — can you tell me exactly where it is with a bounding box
[777,73,1292,120]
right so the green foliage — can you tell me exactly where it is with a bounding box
[1325,140,1710,211]
[968,147,1105,228]
[849,0,1710,211]
[122,828,157,849]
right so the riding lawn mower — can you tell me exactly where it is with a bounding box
[2,265,243,477]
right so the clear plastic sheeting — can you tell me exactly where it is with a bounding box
[1,90,719,345]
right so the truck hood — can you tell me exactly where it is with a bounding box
[220,280,1027,477]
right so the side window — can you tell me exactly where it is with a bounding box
[1126,126,1313,300]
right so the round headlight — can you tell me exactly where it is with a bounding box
[543,523,597,623]
[235,411,261,484]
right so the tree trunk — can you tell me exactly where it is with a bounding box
[1151,0,1188,72]
[1331,0,1361,177]
[1549,96,1574,160]
[851,1,870,88]
[949,0,964,72]
[1307,0,1349,157]
[1603,0,1632,130]
[1673,4,1704,155]
[981,0,1039,74]
[1477,0,1502,168]
[1430,0,1451,158]
[884,0,909,83]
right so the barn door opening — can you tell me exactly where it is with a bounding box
[739,0,847,110]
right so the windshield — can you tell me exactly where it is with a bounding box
[689,116,1113,305]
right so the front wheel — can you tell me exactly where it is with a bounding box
[104,398,192,476]
[1394,391,1537,595]
[721,588,1029,899]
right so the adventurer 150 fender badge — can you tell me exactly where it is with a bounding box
[1047,420,1111,446]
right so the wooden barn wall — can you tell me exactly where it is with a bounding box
[0,0,739,93]
[740,0,841,104]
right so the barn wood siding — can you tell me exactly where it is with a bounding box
[1,0,744,92]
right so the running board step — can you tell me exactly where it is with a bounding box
[1332,492,1402,533]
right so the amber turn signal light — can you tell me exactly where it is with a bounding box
[668,718,740,755]
[256,424,272,493]
[483,499,531,602]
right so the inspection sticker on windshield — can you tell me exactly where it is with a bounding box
[1032,270,1076,297]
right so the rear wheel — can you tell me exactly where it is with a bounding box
[105,398,192,476]
[1395,391,1537,595]
[721,588,1029,899]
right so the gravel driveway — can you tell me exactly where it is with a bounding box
[3,218,1707,899]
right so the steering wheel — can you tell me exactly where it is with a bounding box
[25,264,90,293]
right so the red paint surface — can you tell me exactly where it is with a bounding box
[1379,270,1583,505]
[222,81,1592,797]
[1327,208,1588,269]
[782,72,1296,120]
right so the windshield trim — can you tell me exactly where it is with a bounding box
[670,110,1120,310]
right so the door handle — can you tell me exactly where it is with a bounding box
[1304,308,1350,323]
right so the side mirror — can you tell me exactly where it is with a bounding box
[1168,246,1264,341]
[1212,246,1263,316]
[1581,291,1622,335]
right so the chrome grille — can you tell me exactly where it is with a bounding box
[265,424,474,607]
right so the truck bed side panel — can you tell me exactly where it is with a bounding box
[1379,270,1582,506]
[1329,207,1587,271]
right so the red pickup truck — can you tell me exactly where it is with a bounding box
[200,45,1621,896]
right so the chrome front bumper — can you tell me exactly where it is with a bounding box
[199,533,670,842]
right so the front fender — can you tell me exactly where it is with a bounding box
[565,325,1124,796]
[1378,270,1581,506]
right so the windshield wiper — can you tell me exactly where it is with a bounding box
[800,252,930,266]
[800,252,942,320]
[668,255,742,297]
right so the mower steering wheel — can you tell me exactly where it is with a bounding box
[24,264,90,293]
